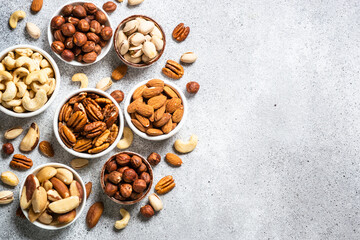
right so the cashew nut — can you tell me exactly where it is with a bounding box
[47,78,56,95]
[40,59,50,69]
[72,73,88,88]
[16,81,27,98]
[0,70,13,82]
[22,89,47,111]
[5,98,22,107]
[1,100,11,108]
[41,67,54,78]
[31,81,50,93]
[117,127,133,150]
[2,81,17,102]
[12,67,29,83]
[31,52,43,70]
[0,83,5,91]
[15,56,37,72]
[174,134,198,153]
[3,56,16,70]
[15,48,33,57]
[0,63,5,71]
[114,209,130,230]
[25,70,48,85]
[9,10,26,29]
[13,105,25,113]
[29,90,35,98]
[7,52,15,59]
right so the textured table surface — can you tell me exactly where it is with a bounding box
[1,0,360,239]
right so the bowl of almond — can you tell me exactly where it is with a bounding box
[124,79,187,140]
[53,88,124,158]
[19,163,86,230]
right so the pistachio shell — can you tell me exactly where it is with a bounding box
[142,41,157,59]
[151,36,164,51]
[130,32,145,46]
[122,20,139,35]
[138,21,155,35]
[96,77,113,91]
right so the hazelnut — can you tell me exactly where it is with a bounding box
[86,32,100,43]
[54,30,65,42]
[140,205,154,218]
[83,3,97,14]
[73,32,87,46]
[104,182,118,197]
[83,51,97,63]
[102,1,117,13]
[130,155,142,168]
[98,39,108,47]
[132,179,147,193]
[139,172,151,185]
[95,11,107,24]
[120,183,132,198]
[82,41,95,53]
[137,163,147,174]
[110,90,124,104]
[117,166,130,176]
[94,44,102,55]
[130,191,142,200]
[186,81,200,94]
[61,49,75,62]
[147,152,161,166]
[72,47,82,56]
[108,171,121,184]
[90,20,101,34]
[106,160,117,172]
[116,153,130,166]
[67,17,80,27]
[51,16,65,30]
[100,26,113,41]
[73,5,87,18]
[76,54,83,62]
[122,169,138,183]
[114,192,126,201]
[2,143,14,155]
[61,5,74,16]
[61,23,76,37]
[64,37,74,49]
[77,19,90,32]
[104,173,109,183]
[51,41,65,54]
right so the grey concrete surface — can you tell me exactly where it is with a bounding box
[0,0,360,239]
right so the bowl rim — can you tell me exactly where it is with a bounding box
[19,163,87,230]
[53,88,124,159]
[124,79,188,141]
[0,44,61,118]
[47,0,113,66]
[113,15,166,68]
[100,151,153,205]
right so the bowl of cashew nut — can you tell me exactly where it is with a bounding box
[0,44,61,118]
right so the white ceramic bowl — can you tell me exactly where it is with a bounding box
[124,79,188,141]
[53,88,124,159]
[0,44,61,118]
[19,163,86,230]
[47,1,113,66]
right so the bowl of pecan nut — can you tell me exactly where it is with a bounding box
[48,1,113,66]
[100,151,153,205]
[53,88,124,159]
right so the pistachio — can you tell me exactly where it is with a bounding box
[129,32,145,46]
[1,171,19,186]
[129,45,143,58]
[119,40,130,55]
[138,20,154,35]
[123,20,138,35]
[144,34,152,42]
[4,126,23,139]
[48,196,80,214]
[20,122,40,152]
[0,190,14,204]
[123,53,141,64]
[180,52,197,64]
[150,26,163,39]
[142,41,157,59]
[151,35,164,51]
[116,30,127,44]
[55,168,73,185]
[96,77,113,91]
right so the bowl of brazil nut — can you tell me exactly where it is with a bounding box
[48,1,113,66]
[19,163,86,230]
[0,44,60,118]
[114,15,166,68]
[101,151,153,205]
[124,79,187,140]
[53,88,124,159]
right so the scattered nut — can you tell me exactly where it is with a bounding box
[180,52,197,63]
[10,154,33,170]
[128,0,144,6]
[9,10,26,29]
[85,182,92,199]
[72,73,88,88]
[172,23,190,42]
[174,134,198,153]
[114,208,130,230]
[148,193,163,211]
[0,191,14,204]
[1,171,19,186]
[96,77,113,91]
[162,60,184,79]
[140,204,154,218]
[110,90,124,103]
[186,81,200,94]
[31,0,43,12]
[165,153,182,166]
[147,152,161,166]
[117,127,133,149]
[4,126,23,139]
[70,158,89,169]
[39,141,55,157]
[86,202,104,228]
[2,143,14,155]
[111,65,127,81]
[26,22,41,39]
[20,122,40,152]
[155,175,175,194]
[103,1,117,13]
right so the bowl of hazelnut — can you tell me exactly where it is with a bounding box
[101,151,153,205]
[114,15,166,68]
[48,1,113,66]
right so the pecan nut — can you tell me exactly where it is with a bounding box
[59,103,73,122]
[172,23,190,42]
[105,124,118,144]
[73,138,92,152]
[83,98,104,121]
[10,154,33,170]
[88,143,110,154]
[162,60,184,79]
[59,123,77,148]
[69,92,87,104]
[155,175,175,194]
[67,111,88,132]
[83,121,107,138]
[103,104,119,128]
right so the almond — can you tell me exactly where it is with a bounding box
[136,103,154,118]
[163,86,178,98]
[172,106,184,123]
[154,113,171,128]
[31,0,43,12]
[165,153,182,166]
[111,65,127,81]
[166,98,182,113]
[146,128,163,136]
[131,119,147,132]
[127,97,143,113]
[133,85,147,100]
[86,202,104,228]
[154,104,166,121]
[135,113,150,127]
[147,94,167,109]
[142,87,164,99]
[146,79,164,88]
[39,141,55,157]
[162,118,173,134]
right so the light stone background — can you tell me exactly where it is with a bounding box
[0,0,360,239]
